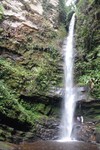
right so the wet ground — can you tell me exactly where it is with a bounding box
[0,141,99,150]
[18,141,99,150]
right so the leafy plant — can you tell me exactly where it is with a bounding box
[75,0,100,98]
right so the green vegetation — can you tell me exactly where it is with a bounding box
[0,80,16,101]
[58,0,67,23]
[75,0,100,98]
[0,0,99,142]
[58,0,76,25]
[42,0,55,18]
[0,80,41,126]
[0,5,4,20]
[0,14,64,136]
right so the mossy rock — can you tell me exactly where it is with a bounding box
[75,0,100,99]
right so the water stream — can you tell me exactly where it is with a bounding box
[60,13,76,141]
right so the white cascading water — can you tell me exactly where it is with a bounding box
[60,13,76,141]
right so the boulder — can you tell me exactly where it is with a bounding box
[72,122,96,143]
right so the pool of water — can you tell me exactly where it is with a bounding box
[18,141,99,150]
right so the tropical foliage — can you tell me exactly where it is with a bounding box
[75,0,100,98]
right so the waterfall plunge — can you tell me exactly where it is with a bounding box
[60,13,76,141]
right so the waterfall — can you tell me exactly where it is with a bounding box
[60,13,76,141]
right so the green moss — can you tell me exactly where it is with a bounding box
[75,0,100,98]
[0,80,17,101]
[0,79,43,126]
[0,1,66,141]
[0,28,3,33]
[58,0,67,24]
[0,5,4,20]
[96,123,100,132]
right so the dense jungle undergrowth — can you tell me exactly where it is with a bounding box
[75,0,100,99]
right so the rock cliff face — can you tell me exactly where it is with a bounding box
[0,0,60,55]
[1,0,59,29]
[75,0,100,99]
[74,0,100,142]
[0,0,100,144]
[0,0,65,143]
